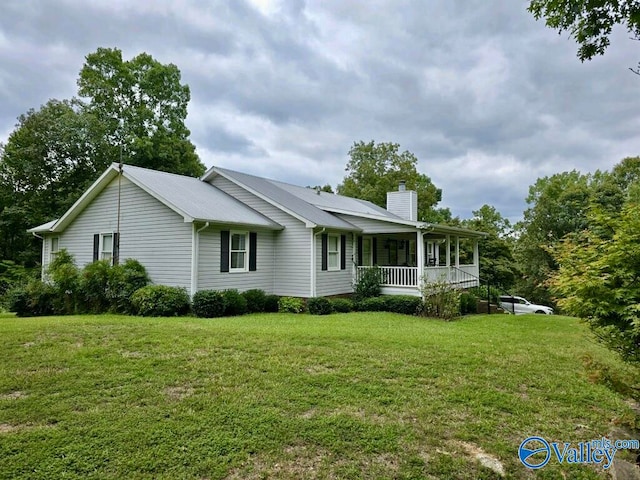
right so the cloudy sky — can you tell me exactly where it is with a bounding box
[1,0,639,221]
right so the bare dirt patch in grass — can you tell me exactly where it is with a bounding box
[164,385,195,401]
[0,423,55,434]
[0,391,28,400]
[451,441,505,477]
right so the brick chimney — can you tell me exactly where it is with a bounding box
[386,181,417,221]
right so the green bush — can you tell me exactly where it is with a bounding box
[264,294,280,313]
[222,289,248,316]
[242,289,267,313]
[307,297,333,315]
[192,290,227,318]
[356,296,388,312]
[5,287,30,316]
[278,296,305,314]
[384,295,422,315]
[354,266,382,300]
[107,259,150,314]
[6,281,56,317]
[130,285,191,317]
[420,280,460,321]
[467,285,501,304]
[80,260,111,313]
[0,260,31,297]
[460,292,479,315]
[330,298,354,313]
[48,250,81,314]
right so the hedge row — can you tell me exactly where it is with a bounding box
[306,295,423,316]
[192,289,279,318]
[5,252,150,317]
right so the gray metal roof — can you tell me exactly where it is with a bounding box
[268,179,403,220]
[213,167,360,230]
[124,165,282,229]
[27,219,58,233]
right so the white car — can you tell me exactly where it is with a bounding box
[499,296,554,315]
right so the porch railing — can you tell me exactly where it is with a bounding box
[356,265,480,289]
[356,266,418,287]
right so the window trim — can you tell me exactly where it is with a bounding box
[229,230,249,273]
[99,232,114,264]
[327,234,341,271]
[50,236,60,262]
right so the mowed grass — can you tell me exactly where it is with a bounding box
[0,312,636,479]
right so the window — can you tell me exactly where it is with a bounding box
[50,237,60,261]
[93,232,118,265]
[230,231,248,272]
[328,234,340,270]
[361,238,372,266]
[408,240,416,266]
[101,233,113,262]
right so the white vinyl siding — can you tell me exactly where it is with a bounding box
[316,231,354,297]
[198,226,276,293]
[49,177,192,289]
[210,176,310,297]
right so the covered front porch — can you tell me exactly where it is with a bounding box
[354,228,482,296]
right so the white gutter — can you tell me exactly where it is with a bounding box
[190,222,210,296]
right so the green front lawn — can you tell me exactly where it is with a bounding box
[0,313,635,479]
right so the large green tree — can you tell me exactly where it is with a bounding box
[552,201,640,363]
[528,0,640,71]
[464,205,518,291]
[337,141,446,222]
[515,170,593,304]
[0,47,205,267]
[78,47,204,176]
[515,158,640,305]
[0,99,107,265]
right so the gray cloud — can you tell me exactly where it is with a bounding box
[1,0,639,221]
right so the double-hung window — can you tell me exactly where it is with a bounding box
[93,232,118,265]
[327,234,340,271]
[230,231,248,272]
[50,237,60,262]
[101,233,113,262]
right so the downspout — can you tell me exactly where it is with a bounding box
[310,227,326,297]
[190,222,210,297]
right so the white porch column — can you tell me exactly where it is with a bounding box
[416,230,424,285]
[445,235,451,267]
[455,236,460,268]
[473,239,479,266]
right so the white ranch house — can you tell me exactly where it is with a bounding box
[30,164,485,298]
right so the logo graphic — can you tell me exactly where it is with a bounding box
[519,436,551,469]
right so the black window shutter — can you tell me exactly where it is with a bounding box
[249,232,257,271]
[357,236,363,266]
[340,235,346,270]
[372,237,378,265]
[321,233,328,271]
[93,234,99,262]
[220,230,230,272]
[113,232,120,265]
